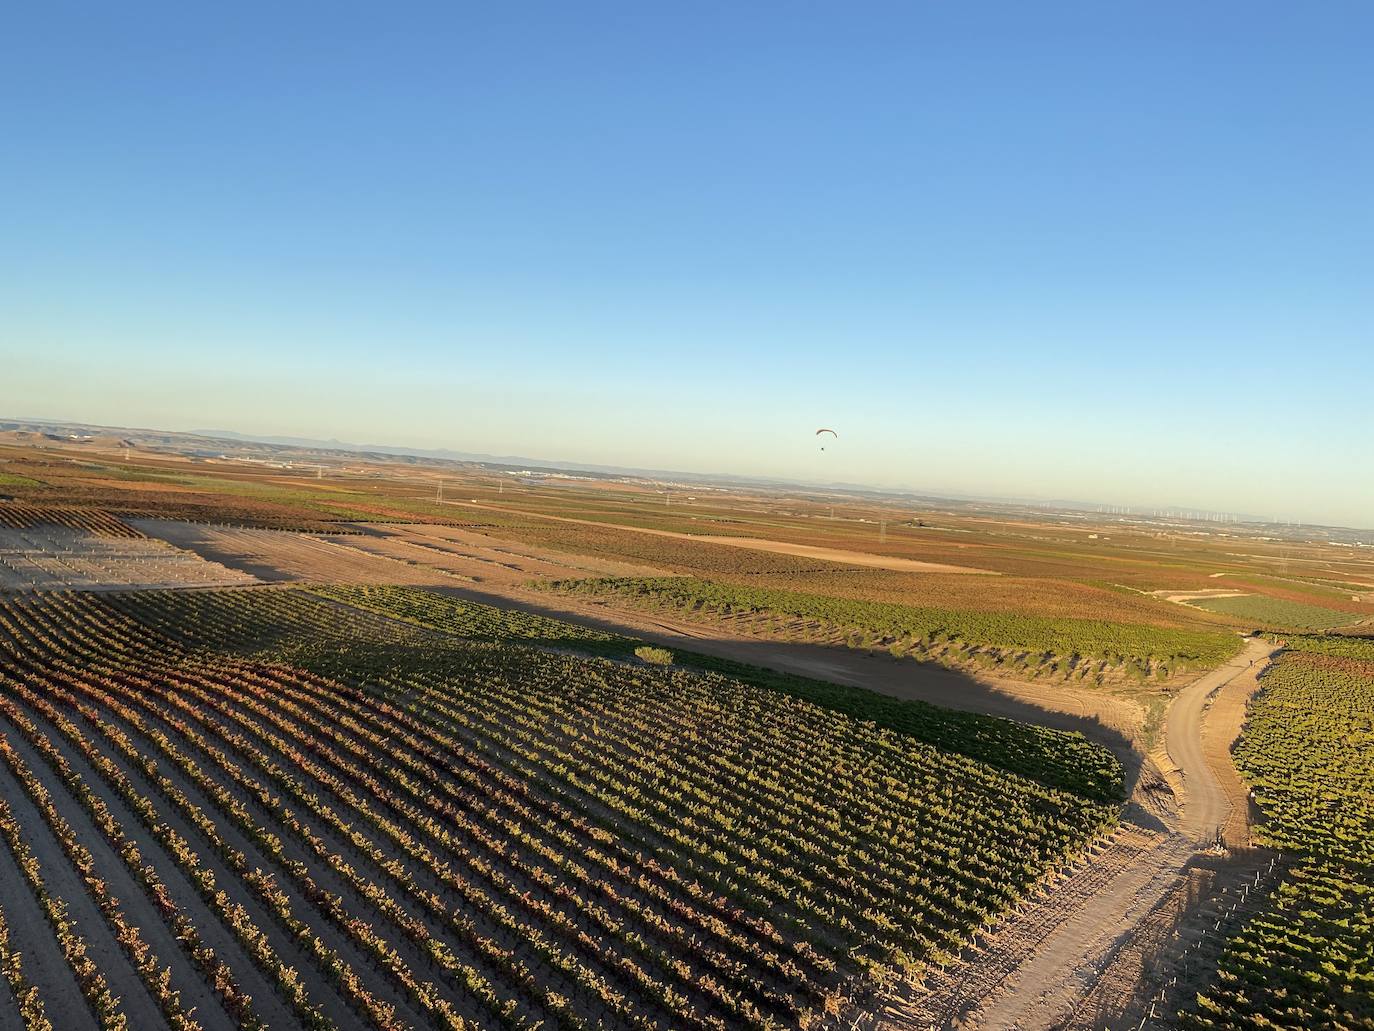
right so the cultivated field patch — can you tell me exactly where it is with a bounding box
[0,525,257,591]
[0,587,1119,1031]
[540,577,1243,684]
[1185,593,1366,631]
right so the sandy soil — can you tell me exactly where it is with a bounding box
[439,499,999,573]
[1153,590,1249,603]
[1162,640,1278,842]
[1058,849,1286,1031]
[132,520,447,585]
[868,824,1171,1030]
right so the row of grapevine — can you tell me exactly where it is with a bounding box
[0,889,53,1031]
[0,505,143,538]
[310,585,630,655]
[1184,643,1374,1030]
[537,577,1241,678]
[1187,594,1363,631]
[0,601,448,1031]
[0,794,121,1030]
[117,583,1122,802]
[0,720,210,1031]
[0,672,279,1021]
[2,588,835,1028]
[111,586,420,657]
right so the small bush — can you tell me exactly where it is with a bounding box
[634,646,674,666]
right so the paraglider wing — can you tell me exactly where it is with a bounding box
[815,428,837,438]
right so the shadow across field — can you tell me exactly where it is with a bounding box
[401,582,1138,804]
[131,519,1145,801]
[1071,846,1286,1031]
[130,520,294,582]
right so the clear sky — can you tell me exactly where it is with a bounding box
[3,3,1370,526]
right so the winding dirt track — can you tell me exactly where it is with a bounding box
[929,638,1277,1031]
[1163,641,1275,841]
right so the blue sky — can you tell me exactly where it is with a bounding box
[2,3,1370,526]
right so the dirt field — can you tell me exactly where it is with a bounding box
[867,823,1171,1030]
[1059,849,1286,1031]
[0,526,257,590]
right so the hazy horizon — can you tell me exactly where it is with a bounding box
[7,411,1369,532]
[4,3,1371,528]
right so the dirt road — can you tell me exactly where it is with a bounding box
[1164,639,1277,842]
[934,638,1276,1031]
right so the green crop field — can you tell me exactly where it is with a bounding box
[1188,594,1365,631]
[311,583,634,654]
[1185,646,1374,1030]
[542,576,1242,681]
[1270,632,1374,662]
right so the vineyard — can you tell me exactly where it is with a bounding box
[310,584,633,654]
[1184,642,1374,1030]
[540,577,1242,682]
[1186,594,1365,632]
[111,585,1124,801]
[1263,633,1374,662]
[0,524,257,592]
[0,586,1120,1031]
[0,504,145,538]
